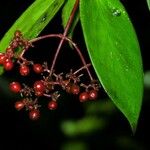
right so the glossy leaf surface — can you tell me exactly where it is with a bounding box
[80,0,143,131]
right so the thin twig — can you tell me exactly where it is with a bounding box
[73,63,91,75]
[30,34,93,80]
[49,0,80,76]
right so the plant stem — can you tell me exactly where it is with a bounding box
[30,34,93,80]
[73,63,91,75]
[49,0,79,76]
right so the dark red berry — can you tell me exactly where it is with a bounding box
[33,64,43,74]
[79,92,89,102]
[71,84,80,95]
[9,82,21,93]
[3,59,14,71]
[0,53,6,65]
[15,101,24,111]
[19,65,30,76]
[48,101,58,110]
[33,80,45,96]
[88,90,98,100]
[29,109,40,120]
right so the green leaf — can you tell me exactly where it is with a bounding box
[62,0,79,38]
[0,0,65,74]
[147,0,150,11]
[80,0,143,131]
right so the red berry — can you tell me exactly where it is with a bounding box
[88,90,98,100]
[48,101,58,110]
[0,53,6,65]
[15,101,24,111]
[3,59,14,71]
[71,84,80,95]
[33,64,43,74]
[33,80,45,96]
[79,92,89,102]
[19,65,30,76]
[29,109,40,120]
[9,82,21,93]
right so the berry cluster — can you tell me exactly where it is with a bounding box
[0,30,100,120]
[0,30,31,70]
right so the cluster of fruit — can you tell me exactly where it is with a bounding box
[0,31,100,120]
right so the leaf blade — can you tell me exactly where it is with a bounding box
[80,0,143,131]
[147,0,150,11]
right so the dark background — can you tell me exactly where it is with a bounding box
[0,0,150,150]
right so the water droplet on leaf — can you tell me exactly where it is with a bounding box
[112,8,121,17]
[115,41,118,46]
[125,67,129,72]
[42,17,46,22]
[41,14,47,23]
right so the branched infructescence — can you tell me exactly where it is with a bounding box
[0,30,100,120]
